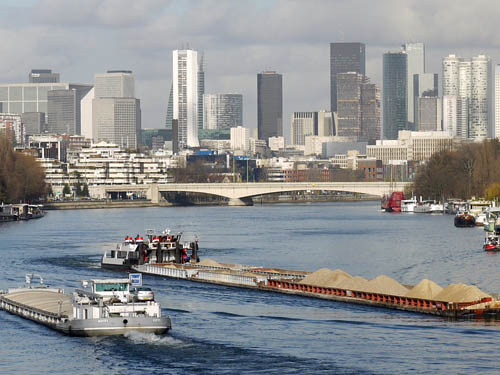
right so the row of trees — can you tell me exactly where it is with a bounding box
[0,135,47,203]
[411,139,500,200]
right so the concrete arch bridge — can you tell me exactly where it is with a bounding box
[101,182,410,206]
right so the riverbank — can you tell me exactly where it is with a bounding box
[44,194,378,210]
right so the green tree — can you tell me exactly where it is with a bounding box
[63,183,71,196]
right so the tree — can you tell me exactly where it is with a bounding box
[63,183,71,196]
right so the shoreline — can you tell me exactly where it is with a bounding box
[43,195,378,210]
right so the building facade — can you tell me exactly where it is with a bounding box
[21,112,45,135]
[383,51,408,140]
[330,42,365,112]
[47,86,92,135]
[416,97,442,131]
[29,69,60,83]
[203,94,243,130]
[360,82,381,143]
[257,71,283,143]
[230,126,250,152]
[173,49,202,148]
[496,65,500,139]
[402,42,425,128]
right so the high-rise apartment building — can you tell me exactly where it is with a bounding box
[92,71,141,148]
[198,54,205,131]
[203,94,243,130]
[442,54,492,139]
[495,65,500,139]
[173,49,202,148]
[442,96,458,136]
[330,42,365,113]
[257,71,282,143]
[402,43,425,127]
[383,51,408,140]
[29,69,60,83]
[230,126,250,152]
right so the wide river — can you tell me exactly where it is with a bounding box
[0,201,499,374]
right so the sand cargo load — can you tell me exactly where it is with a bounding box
[132,261,498,319]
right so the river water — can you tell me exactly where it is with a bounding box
[0,201,499,374]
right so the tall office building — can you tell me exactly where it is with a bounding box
[291,112,317,145]
[198,53,205,130]
[413,73,438,125]
[92,71,141,148]
[47,86,92,135]
[402,43,425,127]
[95,70,135,98]
[203,94,243,130]
[29,69,60,83]
[317,110,334,137]
[383,51,408,139]
[257,71,282,143]
[230,126,250,152]
[417,96,442,131]
[21,112,45,135]
[337,72,364,139]
[442,54,491,139]
[495,65,500,139]
[360,82,381,143]
[173,49,202,148]
[165,84,173,130]
[330,42,365,112]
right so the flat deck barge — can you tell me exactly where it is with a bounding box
[132,263,500,319]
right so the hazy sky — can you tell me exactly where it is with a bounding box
[2,0,500,138]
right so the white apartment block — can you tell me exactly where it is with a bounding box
[442,96,458,136]
[230,126,250,152]
[0,113,24,145]
[268,136,285,151]
[367,130,457,163]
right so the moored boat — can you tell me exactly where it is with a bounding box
[401,197,418,213]
[0,273,171,337]
[454,212,476,227]
[484,233,500,252]
[381,192,405,212]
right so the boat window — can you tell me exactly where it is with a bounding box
[95,283,128,292]
[117,251,128,259]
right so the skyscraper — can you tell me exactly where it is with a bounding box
[47,86,92,135]
[337,72,364,139]
[92,71,141,148]
[29,69,60,83]
[360,82,381,144]
[257,71,282,143]
[416,96,442,131]
[495,65,500,139]
[442,54,492,139]
[203,94,243,130]
[330,42,365,112]
[173,49,202,148]
[290,112,317,146]
[383,51,408,139]
[165,84,173,130]
[402,42,425,127]
[413,73,438,126]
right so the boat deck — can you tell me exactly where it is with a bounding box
[2,290,73,318]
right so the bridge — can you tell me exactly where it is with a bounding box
[92,182,411,206]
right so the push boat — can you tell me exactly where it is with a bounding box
[101,229,200,271]
[484,234,500,252]
[0,273,171,336]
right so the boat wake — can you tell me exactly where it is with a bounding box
[123,331,187,346]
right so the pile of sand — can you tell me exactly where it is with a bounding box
[198,258,221,267]
[301,268,352,287]
[405,279,443,299]
[433,283,491,303]
[365,275,409,296]
[333,276,370,291]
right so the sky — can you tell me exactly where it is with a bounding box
[2,0,500,138]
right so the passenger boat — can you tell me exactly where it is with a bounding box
[0,274,171,336]
[401,197,418,212]
[454,212,476,227]
[413,200,433,213]
[101,229,200,270]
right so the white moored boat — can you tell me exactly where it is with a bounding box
[401,197,418,212]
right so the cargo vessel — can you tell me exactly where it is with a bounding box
[131,261,499,320]
[0,273,171,336]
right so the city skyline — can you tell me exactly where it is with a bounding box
[2,1,500,141]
